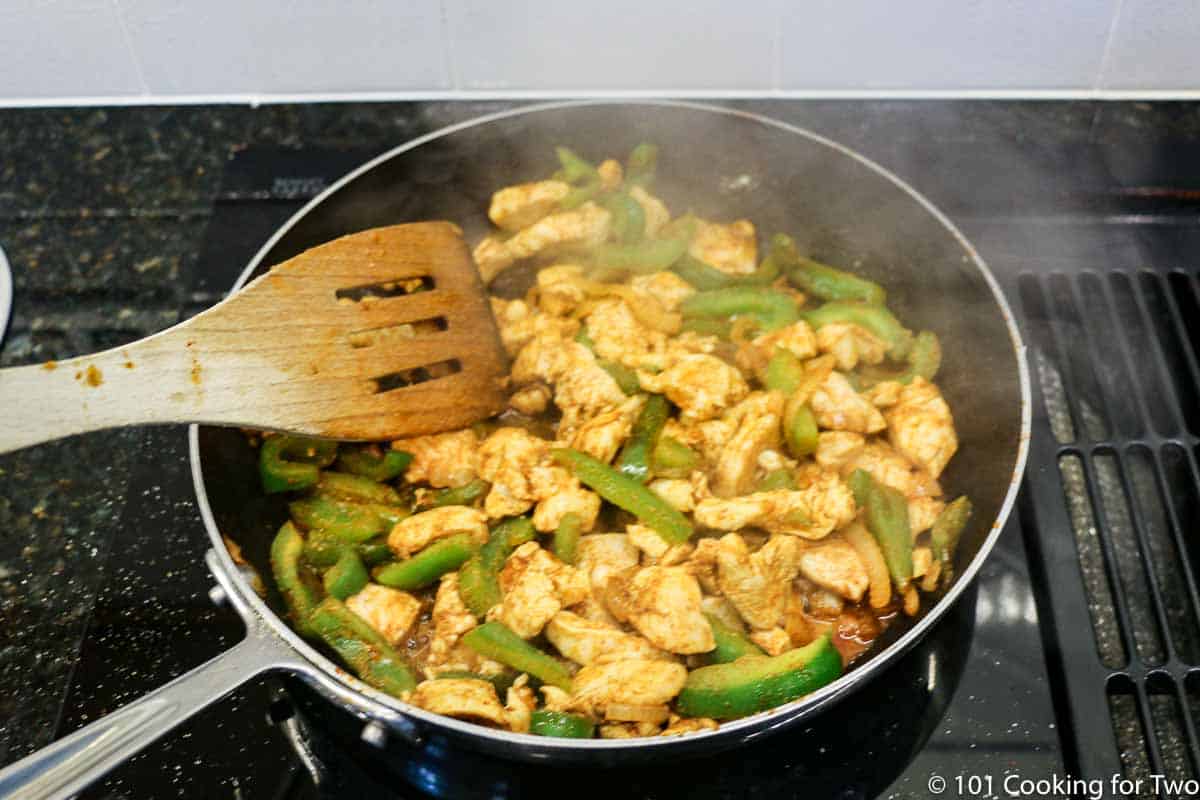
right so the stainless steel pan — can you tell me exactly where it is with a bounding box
[0,100,1030,799]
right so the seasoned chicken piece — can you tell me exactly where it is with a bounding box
[701,595,746,633]
[474,202,612,283]
[425,573,500,677]
[693,472,857,540]
[735,321,819,377]
[584,298,666,367]
[545,610,670,665]
[626,523,694,566]
[629,186,671,236]
[388,506,489,559]
[345,584,421,647]
[662,416,735,465]
[478,427,548,518]
[863,380,903,408]
[912,545,934,579]
[750,627,793,656]
[625,566,714,654]
[814,431,866,472]
[714,534,803,630]
[490,297,581,357]
[650,478,698,513]
[630,270,694,312]
[604,704,671,724]
[687,537,722,594]
[850,441,942,498]
[529,464,602,533]
[909,496,946,537]
[492,542,589,638]
[782,582,814,646]
[574,533,640,623]
[661,715,720,736]
[797,537,869,602]
[884,378,959,478]
[509,383,552,415]
[688,219,757,275]
[758,448,796,473]
[536,264,589,316]
[488,179,571,231]
[712,391,784,497]
[809,372,886,434]
[815,322,888,371]
[572,659,688,711]
[638,354,749,422]
[571,395,645,463]
[597,158,623,190]
[600,721,664,739]
[394,429,480,488]
[410,679,508,727]
[504,680,538,733]
[512,332,627,437]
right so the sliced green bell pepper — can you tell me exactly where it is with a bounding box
[373,532,477,590]
[462,621,573,690]
[308,597,418,697]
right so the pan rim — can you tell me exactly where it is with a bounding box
[189,98,1032,752]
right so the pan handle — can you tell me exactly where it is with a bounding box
[0,613,301,800]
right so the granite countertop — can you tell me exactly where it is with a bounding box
[1,98,1199,772]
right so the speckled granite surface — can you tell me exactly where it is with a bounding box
[2,100,1200,793]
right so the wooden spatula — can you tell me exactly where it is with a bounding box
[0,222,509,454]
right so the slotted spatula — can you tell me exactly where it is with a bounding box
[0,222,509,454]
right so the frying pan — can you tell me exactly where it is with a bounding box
[0,101,1031,799]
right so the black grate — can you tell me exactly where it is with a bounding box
[1016,267,1200,792]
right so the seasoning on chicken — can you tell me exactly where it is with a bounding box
[814,431,866,472]
[809,371,886,434]
[511,332,627,437]
[694,471,856,540]
[815,322,888,371]
[491,542,589,639]
[473,202,612,283]
[736,321,819,377]
[571,395,645,463]
[797,537,870,602]
[488,180,571,231]
[637,354,749,423]
[624,566,715,654]
[713,534,802,630]
[410,678,509,727]
[545,610,670,664]
[630,270,695,312]
[393,429,480,488]
[478,427,547,518]
[571,658,689,713]
[388,506,489,559]
[711,392,784,497]
[908,496,947,537]
[884,377,959,478]
[345,584,421,647]
[688,219,758,275]
[489,297,581,357]
[536,264,591,316]
[850,441,942,498]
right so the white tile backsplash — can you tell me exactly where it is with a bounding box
[0,0,144,99]
[444,0,776,89]
[116,0,449,95]
[1100,0,1200,90]
[778,0,1119,90]
[0,0,1195,102]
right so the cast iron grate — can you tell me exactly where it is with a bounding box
[1017,267,1200,795]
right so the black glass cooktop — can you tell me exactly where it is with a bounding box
[19,102,1200,799]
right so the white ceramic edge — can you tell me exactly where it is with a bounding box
[188,98,1033,752]
[0,243,11,347]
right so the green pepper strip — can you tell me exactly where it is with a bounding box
[530,709,596,738]
[587,238,688,273]
[424,478,490,509]
[859,331,942,386]
[259,436,338,494]
[931,495,973,570]
[602,192,646,244]
[757,468,797,493]
[323,550,369,600]
[553,448,693,544]
[270,522,319,635]
[373,533,477,590]
[318,471,403,507]
[616,394,670,483]
[435,670,518,695]
[458,517,538,619]
[597,360,641,395]
[462,622,573,691]
[556,146,603,210]
[702,613,766,665]
[679,317,731,340]
[849,469,913,590]
[652,435,699,479]
[671,233,789,291]
[764,347,804,394]
[624,142,658,187]
[289,495,395,543]
[303,530,392,568]
[308,597,418,696]
[783,394,818,458]
[335,446,412,482]
[552,512,583,566]
[681,287,800,333]
[785,256,886,306]
[676,633,842,720]
[803,301,913,360]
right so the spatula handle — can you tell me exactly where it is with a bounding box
[0,327,206,453]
